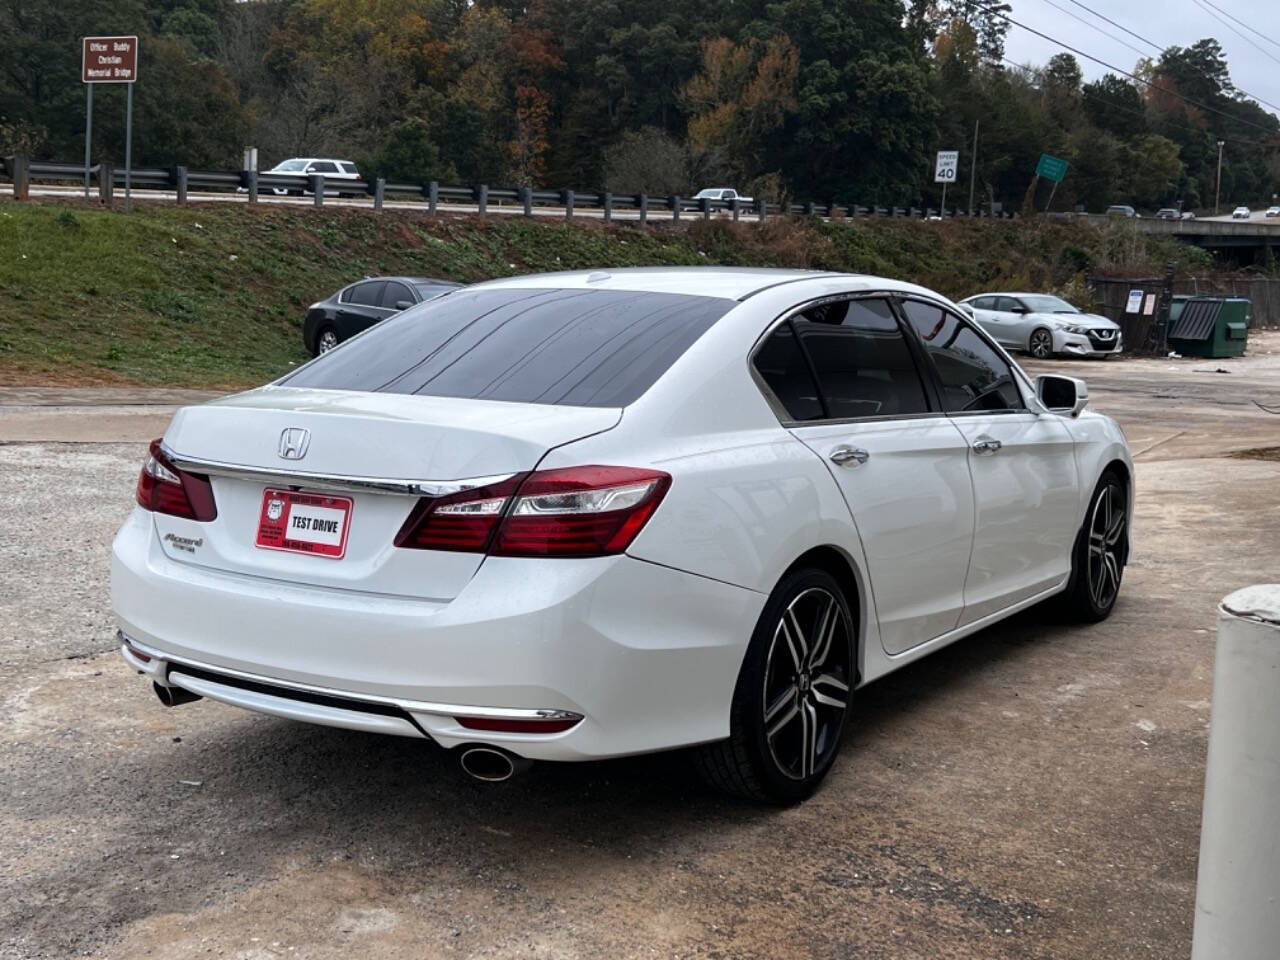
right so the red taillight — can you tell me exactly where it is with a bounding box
[492,466,671,557]
[455,715,582,734]
[135,440,217,521]
[394,466,670,558]
[394,475,526,552]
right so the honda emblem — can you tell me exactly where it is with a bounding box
[278,427,310,460]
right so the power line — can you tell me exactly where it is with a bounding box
[1034,0,1149,59]
[972,2,1280,136]
[1190,0,1280,69]
[1196,0,1280,53]
[1059,0,1280,114]
[1062,0,1162,53]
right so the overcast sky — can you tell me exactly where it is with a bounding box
[1003,0,1280,121]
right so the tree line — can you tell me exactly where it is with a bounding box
[2,0,1277,213]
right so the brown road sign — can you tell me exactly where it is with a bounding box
[82,36,138,84]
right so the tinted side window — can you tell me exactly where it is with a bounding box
[995,296,1022,313]
[346,281,385,307]
[900,300,1023,413]
[973,296,995,310]
[381,281,414,308]
[282,288,733,408]
[792,298,929,419]
[752,323,823,421]
[310,161,339,173]
[340,162,360,175]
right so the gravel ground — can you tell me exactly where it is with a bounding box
[2,338,1279,959]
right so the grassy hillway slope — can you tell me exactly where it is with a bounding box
[0,199,1208,388]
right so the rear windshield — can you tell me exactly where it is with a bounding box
[281,287,734,407]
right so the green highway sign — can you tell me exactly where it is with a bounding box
[1036,153,1068,183]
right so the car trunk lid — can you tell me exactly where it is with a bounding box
[151,387,621,599]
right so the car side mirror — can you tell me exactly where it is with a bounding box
[1011,305,1030,314]
[1036,374,1088,417]
[394,300,413,310]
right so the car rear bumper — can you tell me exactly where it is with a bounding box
[111,507,763,761]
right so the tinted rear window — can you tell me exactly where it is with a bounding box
[282,287,734,407]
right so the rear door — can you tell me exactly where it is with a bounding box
[898,299,1080,624]
[766,296,976,655]
[337,280,390,337]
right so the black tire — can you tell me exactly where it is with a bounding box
[1029,326,1055,359]
[694,566,855,803]
[1061,471,1128,622]
[314,326,339,357]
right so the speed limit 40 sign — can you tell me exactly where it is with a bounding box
[935,150,959,183]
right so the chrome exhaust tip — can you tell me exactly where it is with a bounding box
[458,745,532,783]
[153,681,202,707]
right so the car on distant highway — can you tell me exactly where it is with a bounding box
[1232,206,1251,219]
[303,276,460,355]
[1154,208,1179,220]
[1181,211,1196,220]
[1105,204,1137,218]
[1266,206,1280,218]
[959,292,1122,359]
[693,187,752,206]
[245,158,363,197]
[112,267,1132,802]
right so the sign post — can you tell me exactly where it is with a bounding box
[1035,153,1068,211]
[935,150,958,215]
[81,36,138,208]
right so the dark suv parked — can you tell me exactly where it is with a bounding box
[303,276,461,355]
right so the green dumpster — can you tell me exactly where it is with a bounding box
[1167,296,1249,358]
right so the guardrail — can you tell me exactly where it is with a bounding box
[1,155,1020,222]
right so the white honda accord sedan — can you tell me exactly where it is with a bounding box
[112,268,1132,802]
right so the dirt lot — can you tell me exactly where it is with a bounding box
[2,335,1279,959]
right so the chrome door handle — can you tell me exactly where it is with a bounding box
[972,436,1002,455]
[830,445,870,467]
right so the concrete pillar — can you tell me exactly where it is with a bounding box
[1192,585,1280,960]
[520,186,532,216]
[638,194,648,224]
[245,169,258,205]
[476,184,487,215]
[309,174,324,206]
[562,189,574,220]
[427,181,438,215]
[10,155,29,200]
[175,166,188,204]
[374,178,385,212]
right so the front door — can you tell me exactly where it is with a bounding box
[898,299,1081,624]
[765,296,976,656]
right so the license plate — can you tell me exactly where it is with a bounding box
[255,488,352,559]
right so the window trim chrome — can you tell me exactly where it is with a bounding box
[159,442,514,498]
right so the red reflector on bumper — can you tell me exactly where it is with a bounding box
[455,715,581,734]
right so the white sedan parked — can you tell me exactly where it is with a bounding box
[113,269,1132,802]
[959,293,1123,359]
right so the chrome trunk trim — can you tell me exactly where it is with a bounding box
[159,443,515,498]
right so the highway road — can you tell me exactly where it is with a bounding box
[26,184,764,223]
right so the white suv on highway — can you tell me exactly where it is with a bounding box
[261,158,363,196]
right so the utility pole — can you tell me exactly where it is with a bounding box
[968,118,980,215]
[1215,140,1225,216]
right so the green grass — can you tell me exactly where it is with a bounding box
[0,199,1215,388]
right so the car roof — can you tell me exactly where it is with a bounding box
[467,267,937,301]
[342,275,459,287]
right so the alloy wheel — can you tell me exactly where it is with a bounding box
[762,587,852,781]
[1030,329,1053,359]
[317,330,339,354]
[1087,484,1125,609]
